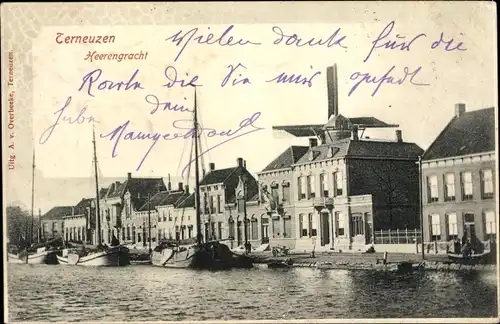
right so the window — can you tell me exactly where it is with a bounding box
[461,172,473,200]
[430,214,441,241]
[282,184,290,203]
[283,217,292,238]
[272,218,280,238]
[320,173,328,197]
[188,226,193,238]
[351,213,364,236]
[216,195,221,213]
[427,175,439,202]
[251,219,258,240]
[209,196,214,214]
[228,219,235,238]
[308,213,317,237]
[307,176,316,199]
[271,184,280,203]
[298,177,306,200]
[261,218,269,242]
[444,173,456,201]
[447,213,458,240]
[299,214,307,237]
[122,228,125,241]
[481,169,493,199]
[334,172,343,196]
[218,222,222,239]
[336,213,345,236]
[484,211,496,237]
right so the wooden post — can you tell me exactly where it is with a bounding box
[388,229,392,244]
[405,228,408,244]
[396,229,400,244]
[434,240,438,254]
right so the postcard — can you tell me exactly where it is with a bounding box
[2,1,498,323]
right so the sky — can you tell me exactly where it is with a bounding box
[4,2,497,214]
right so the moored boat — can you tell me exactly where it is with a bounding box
[8,247,60,265]
[57,245,130,266]
[152,240,253,269]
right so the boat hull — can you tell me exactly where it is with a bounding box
[58,246,130,266]
[152,242,253,270]
[8,250,59,265]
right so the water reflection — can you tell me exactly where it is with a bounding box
[7,264,498,322]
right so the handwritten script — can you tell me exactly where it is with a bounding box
[38,20,468,172]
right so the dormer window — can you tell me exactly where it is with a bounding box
[308,150,314,161]
[327,147,339,158]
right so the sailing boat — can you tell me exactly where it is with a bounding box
[151,86,253,270]
[7,149,59,264]
[57,126,130,266]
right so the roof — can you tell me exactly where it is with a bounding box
[137,191,186,211]
[423,107,495,161]
[105,177,167,199]
[294,138,423,165]
[99,188,108,199]
[261,146,309,172]
[74,198,93,215]
[177,193,195,208]
[199,167,238,186]
[42,206,74,220]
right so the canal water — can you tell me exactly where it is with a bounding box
[7,263,498,321]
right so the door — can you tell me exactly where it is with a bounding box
[237,222,242,246]
[321,212,330,246]
[463,213,475,242]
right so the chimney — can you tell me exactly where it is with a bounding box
[209,162,215,171]
[319,133,326,145]
[309,138,318,148]
[127,172,132,180]
[326,64,339,119]
[455,103,466,118]
[178,182,183,191]
[184,185,190,194]
[395,130,403,143]
[237,157,243,167]
[243,160,247,168]
[167,173,172,191]
[115,181,120,187]
[351,125,359,141]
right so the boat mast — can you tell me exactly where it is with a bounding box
[38,208,41,243]
[93,126,102,245]
[30,148,35,247]
[193,85,202,247]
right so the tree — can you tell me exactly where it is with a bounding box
[6,205,39,247]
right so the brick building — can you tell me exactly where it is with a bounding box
[41,206,73,240]
[99,173,166,244]
[199,158,259,247]
[421,105,496,247]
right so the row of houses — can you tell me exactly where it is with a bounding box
[39,103,496,253]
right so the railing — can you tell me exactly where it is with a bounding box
[374,228,422,244]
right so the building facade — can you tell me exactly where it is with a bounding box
[199,158,259,248]
[422,105,496,248]
[259,116,423,252]
[99,173,166,244]
[41,206,74,240]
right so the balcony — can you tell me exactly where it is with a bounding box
[313,197,334,209]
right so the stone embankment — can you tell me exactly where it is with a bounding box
[248,252,497,272]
